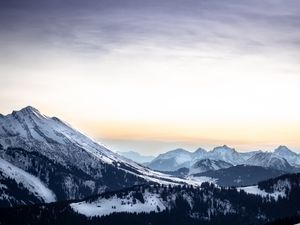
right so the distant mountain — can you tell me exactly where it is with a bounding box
[147,145,300,173]
[117,151,155,164]
[147,145,269,172]
[274,145,300,167]
[1,173,300,225]
[162,159,233,177]
[195,165,286,186]
[0,106,197,206]
[146,148,193,171]
[189,159,233,175]
[208,145,245,165]
[246,152,296,172]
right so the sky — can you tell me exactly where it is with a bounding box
[0,0,300,155]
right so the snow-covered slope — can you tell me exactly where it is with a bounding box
[0,106,119,167]
[146,148,194,171]
[73,173,299,219]
[189,159,233,175]
[209,145,245,165]
[0,157,56,206]
[237,185,286,200]
[71,190,167,217]
[246,152,294,172]
[0,106,206,205]
[238,173,300,201]
[70,182,232,218]
[274,145,300,167]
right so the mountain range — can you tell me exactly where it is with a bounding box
[146,145,300,173]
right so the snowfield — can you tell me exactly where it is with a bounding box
[0,158,56,203]
[237,185,286,200]
[71,191,167,217]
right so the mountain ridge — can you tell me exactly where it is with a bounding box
[147,144,300,172]
[0,106,203,206]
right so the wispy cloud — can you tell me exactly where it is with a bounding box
[1,0,299,58]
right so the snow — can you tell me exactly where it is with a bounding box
[237,185,286,201]
[71,191,166,217]
[210,146,244,165]
[186,176,216,185]
[188,159,232,175]
[0,158,56,203]
[274,146,300,166]
[245,152,292,171]
[152,149,192,166]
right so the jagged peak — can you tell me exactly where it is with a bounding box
[212,145,235,152]
[274,145,294,154]
[12,106,38,114]
[19,106,40,114]
[250,151,286,161]
[11,106,47,120]
[194,147,207,154]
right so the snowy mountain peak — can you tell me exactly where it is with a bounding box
[20,105,39,113]
[211,145,236,154]
[189,158,233,175]
[274,145,300,166]
[246,152,294,172]
[11,106,48,122]
[274,145,296,155]
[13,106,41,116]
[193,147,207,154]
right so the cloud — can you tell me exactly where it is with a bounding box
[1,0,300,59]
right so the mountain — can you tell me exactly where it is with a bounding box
[147,145,257,172]
[146,148,193,171]
[1,173,300,225]
[163,159,233,177]
[208,145,245,165]
[147,146,244,172]
[274,145,300,167]
[195,165,286,186]
[147,145,300,173]
[164,159,232,178]
[0,106,197,206]
[117,151,155,164]
[246,152,296,172]
[188,159,233,175]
